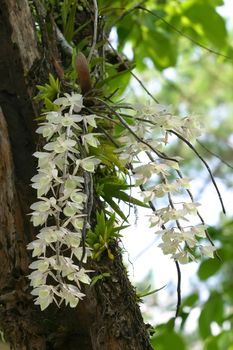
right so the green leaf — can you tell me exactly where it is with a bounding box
[205,0,224,5]
[63,2,77,42]
[91,272,111,286]
[182,292,199,307]
[198,258,222,281]
[199,292,223,339]
[138,28,177,70]
[151,326,186,350]
[44,98,58,112]
[96,211,105,232]
[48,74,59,92]
[183,2,227,49]
[98,176,130,191]
[204,336,219,350]
[217,331,233,350]
[112,190,149,208]
[104,196,128,221]
[137,284,166,298]
[96,65,133,88]
[179,311,190,330]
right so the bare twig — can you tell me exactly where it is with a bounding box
[112,111,226,214]
[88,0,98,63]
[175,261,181,317]
[81,170,93,263]
[169,130,226,214]
[106,37,159,103]
[98,125,120,147]
[112,0,149,26]
[95,98,178,163]
[197,140,233,170]
[76,136,94,263]
[139,6,233,62]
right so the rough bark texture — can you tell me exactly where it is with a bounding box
[0,1,153,349]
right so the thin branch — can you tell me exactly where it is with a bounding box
[84,105,122,127]
[95,98,178,163]
[88,0,98,63]
[81,170,94,263]
[197,140,233,170]
[112,111,226,215]
[109,2,232,61]
[169,130,226,214]
[76,137,94,263]
[112,0,149,26]
[106,37,159,103]
[133,236,160,261]
[98,125,120,147]
[139,6,233,62]
[175,261,181,317]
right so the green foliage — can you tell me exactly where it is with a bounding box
[136,284,166,299]
[182,2,227,49]
[91,143,126,171]
[99,0,230,75]
[151,322,186,350]
[36,74,60,111]
[96,62,133,98]
[61,0,77,43]
[96,174,149,221]
[87,211,128,260]
[198,257,222,281]
[198,292,224,339]
[91,272,111,286]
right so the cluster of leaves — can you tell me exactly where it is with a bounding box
[95,0,232,98]
[32,0,232,104]
[87,211,127,260]
[95,173,148,221]
[36,74,60,111]
[29,69,218,313]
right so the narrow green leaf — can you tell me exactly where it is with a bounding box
[104,196,128,221]
[91,272,110,286]
[112,190,149,208]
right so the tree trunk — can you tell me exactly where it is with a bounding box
[0,1,153,349]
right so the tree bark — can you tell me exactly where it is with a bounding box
[0,1,153,349]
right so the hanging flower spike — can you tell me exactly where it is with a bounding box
[115,101,216,264]
[28,93,100,310]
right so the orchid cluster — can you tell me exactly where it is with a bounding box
[28,91,215,310]
[116,103,216,263]
[28,93,100,310]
